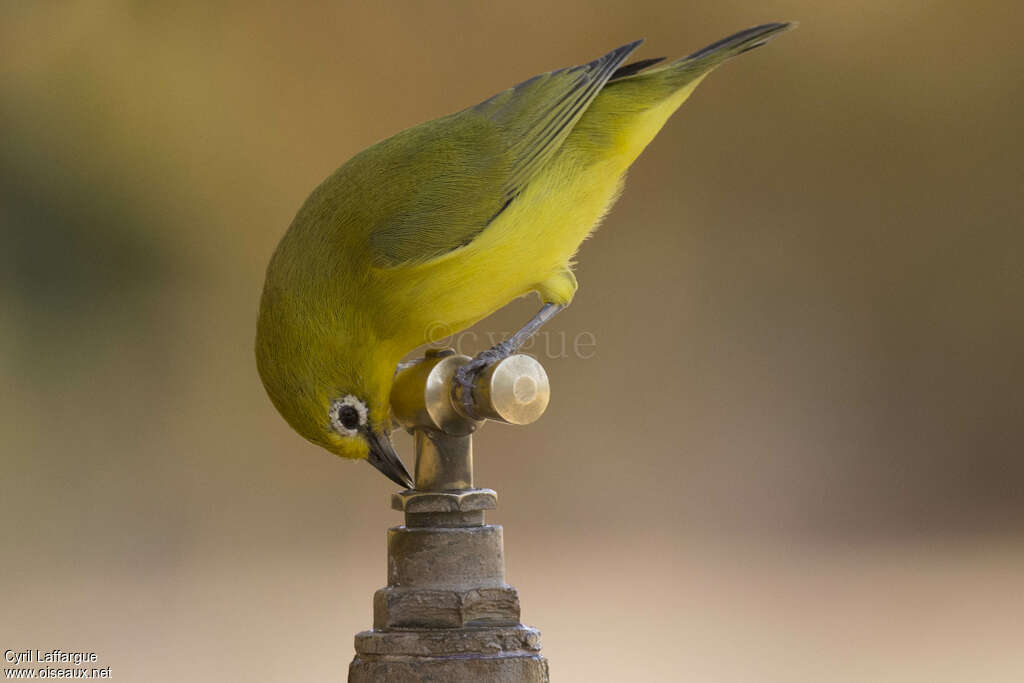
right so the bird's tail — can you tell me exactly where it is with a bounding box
[581,22,795,170]
[613,22,796,88]
[678,22,795,71]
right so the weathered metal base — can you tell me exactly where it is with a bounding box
[350,625,548,682]
[348,487,549,682]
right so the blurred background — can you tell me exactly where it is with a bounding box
[2,1,1022,681]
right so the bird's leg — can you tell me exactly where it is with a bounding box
[453,303,565,419]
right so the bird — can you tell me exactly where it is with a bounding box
[256,22,795,488]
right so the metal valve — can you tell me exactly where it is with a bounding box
[355,349,551,678]
[389,349,550,492]
[391,349,550,435]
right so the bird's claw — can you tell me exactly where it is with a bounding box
[453,342,515,419]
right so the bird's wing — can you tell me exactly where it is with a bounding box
[368,40,642,267]
[474,39,643,205]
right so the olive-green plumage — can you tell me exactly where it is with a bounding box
[256,23,794,481]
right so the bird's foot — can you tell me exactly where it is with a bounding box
[453,340,516,419]
[451,303,565,419]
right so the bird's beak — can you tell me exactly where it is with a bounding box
[365,429,414,489]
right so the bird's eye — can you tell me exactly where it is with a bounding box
[338,405,359,430]
[330,395,368,436]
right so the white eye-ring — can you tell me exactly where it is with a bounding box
[330,395,368,436]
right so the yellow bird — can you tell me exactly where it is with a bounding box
[256,23,794,487]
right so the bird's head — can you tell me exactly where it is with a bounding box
[255,292,414,489]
